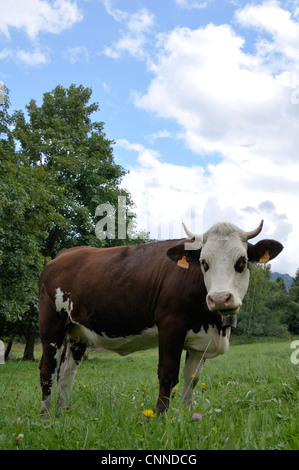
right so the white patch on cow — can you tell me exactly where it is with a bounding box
[40,343,61,416]
[181,351,205,406]
[57,341,79,412]
[55,287,159,356]
[69,323,159,356]
[55,287,74,319]
[184,325,231,358]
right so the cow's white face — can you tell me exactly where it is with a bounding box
[167,220,284,317]
[199,228,250,315]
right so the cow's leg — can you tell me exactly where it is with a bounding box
[39,286,67,417]
[56,335,86,413]
[181,351,205,407]
[39,341,62,417]
[156,324,186,415]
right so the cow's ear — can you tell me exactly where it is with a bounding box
[167,243,201,269]
[247,239,284,263]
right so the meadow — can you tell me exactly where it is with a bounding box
[0,338,298,450]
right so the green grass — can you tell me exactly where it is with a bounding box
[0,339,298,450]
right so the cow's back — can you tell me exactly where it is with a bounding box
[39,241,198,337]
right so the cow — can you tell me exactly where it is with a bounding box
[39,219,283,416]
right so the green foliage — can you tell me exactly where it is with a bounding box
[0,341,298,450]
[1,89,51,338]
[0,84,142,351]
[235,265,291,337]
[12,84,132,256]
[290,269,299,302]
[286,269,299,334]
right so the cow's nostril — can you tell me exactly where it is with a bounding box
[224,293,233,306]
[207,295,216,309]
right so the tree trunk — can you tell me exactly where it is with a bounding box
[23,326,36,361]
[5,337,14,360]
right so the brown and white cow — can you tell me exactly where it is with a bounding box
[39,220,283,416]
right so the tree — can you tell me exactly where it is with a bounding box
[12,84,133,257]
[1,84,143,359]
[264,275,291,337]
[286,269,299,334]
[0,88,58,359]
[235,264,289,337]
[289,269,299,302]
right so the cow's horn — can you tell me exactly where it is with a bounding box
[182,223,196,239]
[182,223,203,241]
[182,223,203,250]
[244,220,264,240]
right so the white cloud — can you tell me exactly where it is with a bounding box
[0,0,83,39]
[0,0,83,66]
[135,21,299,164]
[16,48,50,66]
[175,0,211,9]
[145,129,173,144]
[117,139,205,239]
[63,46,89,64]
[0,49,12,60]
[102,0,155,59]
[0,47,49,65]
[123,2,299,274]
[236,0,299,62]
[102,82,112,93]
[119,138,298,274]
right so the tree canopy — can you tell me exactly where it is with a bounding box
[12,84,133,256]
[0,84,142,359]
[235,265,298,337]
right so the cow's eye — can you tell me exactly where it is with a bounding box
[234,256,248,273]
[200,259,209,272]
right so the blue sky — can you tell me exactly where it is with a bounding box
[1,0,299,275]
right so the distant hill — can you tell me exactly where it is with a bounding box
[270,272,294,291]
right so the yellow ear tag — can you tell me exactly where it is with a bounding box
[177,255,189,269]
[259,250,270,263]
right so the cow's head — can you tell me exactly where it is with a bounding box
[167,220,283,316]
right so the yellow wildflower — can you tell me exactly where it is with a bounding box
[140,402,144,408]
[171,385,178,399]
[142,409,156,418]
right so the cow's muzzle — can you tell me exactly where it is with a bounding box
[206,292,240,315]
